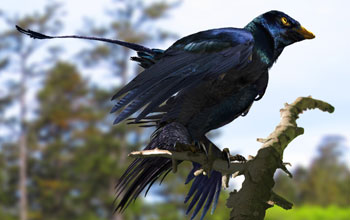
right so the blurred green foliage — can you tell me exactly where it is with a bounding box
[266,206,350,220]
[269,135,350,220]
[274,135,350,208]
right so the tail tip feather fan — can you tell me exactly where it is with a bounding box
[185,164,222,220]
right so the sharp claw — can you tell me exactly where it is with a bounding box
[194,141,208,157]
[232,171,240,178]
[222,174,230,188]
[197,143,214,178]
[201,143,208,158]
[222,148,231,168]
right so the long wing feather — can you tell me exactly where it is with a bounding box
[112,28,254,123]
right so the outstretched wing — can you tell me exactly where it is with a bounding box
[111,28,254,124]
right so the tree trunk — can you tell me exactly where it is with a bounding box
[19,60,28,220]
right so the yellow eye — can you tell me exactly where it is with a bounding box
[281,17,290,26]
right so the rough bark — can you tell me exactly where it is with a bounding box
[227,96,334,219]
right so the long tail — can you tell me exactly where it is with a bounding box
[15,25,153,53]
[16,25,165,71]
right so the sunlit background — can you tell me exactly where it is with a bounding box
[0,0,349,220]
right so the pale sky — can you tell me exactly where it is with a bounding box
[1,0,349,171]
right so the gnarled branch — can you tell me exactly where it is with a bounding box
[226,96,334,220]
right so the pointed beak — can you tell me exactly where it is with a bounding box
[295,26,315,39]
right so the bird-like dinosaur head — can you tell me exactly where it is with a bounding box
[252,10,315,51]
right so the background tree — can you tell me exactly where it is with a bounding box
[0,1,180,219]
[29,62,89,219]
[0,3,63,220]
[26,61,145,220]
[274,135,350,207]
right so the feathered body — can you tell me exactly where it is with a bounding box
[16,10,315,220]
[111,11,314,220]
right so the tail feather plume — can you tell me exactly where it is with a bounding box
[185,162,222,220]
[15,25,154,53]
[114,122,190,212]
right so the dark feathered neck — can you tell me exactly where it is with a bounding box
[244,21,283,67]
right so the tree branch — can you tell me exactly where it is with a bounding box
[226,96,334,220]
[128,96,334,219]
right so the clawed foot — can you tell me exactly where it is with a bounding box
[195,141,208,158]
[177,142,248,182]
[193,143,224,177]
[222,148,231,168]
[223,149,247,167]
[230,154,247,163]
[194,146,247,178]
[220,151,247,188]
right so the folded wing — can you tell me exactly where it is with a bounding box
[111,28,254,124]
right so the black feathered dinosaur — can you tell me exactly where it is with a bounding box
[17,10,314,220]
